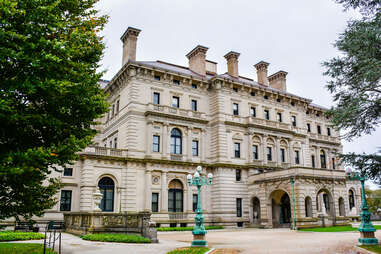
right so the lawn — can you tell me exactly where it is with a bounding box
[81,233,151,243]
[0,243,56,254]
[0,231,45,241]
[360,245,381,254]
[167,247,210,254]
[158,226,223,231]
[299,225,381,232]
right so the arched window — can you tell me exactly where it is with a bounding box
[320,150,326,168]
[349,190,355,210]
[305,196,312,217]
[339,197,345,216]
[168,179,183,212]
[170,128,182,154]
[98,177,115,212]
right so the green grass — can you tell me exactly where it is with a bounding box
[0,243,56,254]
[167,247,210,254]
[0,231,45,241]
[299,225,381,232]
[81,233,151,243]
[157,226,223,231]
[360,245,381,254]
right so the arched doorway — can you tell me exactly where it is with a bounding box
[270,190,291,228]
[316,189,334,217]
[339,197,345,216]
[252,197,261,224]
[168,179,183,212]
[98,177,115,212]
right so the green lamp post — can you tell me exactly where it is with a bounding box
[346,168,378,245]
[290,177,297,230]
[187,166,213,247]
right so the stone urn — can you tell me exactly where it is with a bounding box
[93,188,103,212]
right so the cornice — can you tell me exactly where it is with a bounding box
[144,111,209,124]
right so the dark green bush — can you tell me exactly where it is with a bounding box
[81,233,151,243]
[0,231,45,241]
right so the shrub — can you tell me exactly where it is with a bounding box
[80,233,151,243]
[0,231,45,242]
[0,243,55,254]
[157,226,223,231]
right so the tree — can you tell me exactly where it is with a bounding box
[0,0,108,220]
[366,189,381,214]
[323,0,381,183]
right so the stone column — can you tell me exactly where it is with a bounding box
[201,130,206,162]
[187,184,193,213]
[316,146,321,169]
[247,131,253,163]
[161,171,168,211]
[144,170,152,211]
[288,140,293,166]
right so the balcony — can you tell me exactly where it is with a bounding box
[309,133,340,143]
[79,146,128,158]
[147,103,207,121]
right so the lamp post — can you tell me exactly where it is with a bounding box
[346,168,378,245]
[187,166,213,247]
[290,177,296,230]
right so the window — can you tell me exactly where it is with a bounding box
[236,169,241,181]
[250,107,256,117]
[116,100,120,113]
[63,167,73,176]
[317,125,321,134]
[112,104,115,117]
[98,177,115,212]
[168,179,183,212]
[327,127,331,136]
[172,96,180,108]
[295,150,300,164]
[250,91,255,96]
[236,198,242,217]
[291,101,295,106]
[152,193,159,212]
[153,92,160,105]
[307,123,311,132]
[234,143,241,158]
[114,137,117,148]
[320,150,326,168]
[264,95,268,100]
[170,128,182,154]
[192,140,199,156]
[173,79,180,85]
[109,140,112,148]
[192,83,197,89]
[292,116,297,127]
[277,112,282,122]
[233,87,238,92]
[332,158,336,169]
[154,75,161,81]
[191,100,198,111]
[280,148,286,163]
[266,147,272,161]
[305,197,312,217]
[60,190,72,211]
[349,190,355,210]
[311,155,315,168]
[277,98,281,103]
[264,110,270,120]
[153,135,160,152]
[193,194,198,212]
[233,103,239,115]
[252,145,258,160]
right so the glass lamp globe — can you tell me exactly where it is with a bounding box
[207,173,213,179]
[187,174,192,181]
[194,171,200,178]
[345,168,352,175]
[197,165,202,173]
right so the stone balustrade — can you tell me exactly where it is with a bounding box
[80,146,128,158]
[147,103,207,120]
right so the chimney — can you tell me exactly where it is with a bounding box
[186,45,209,76]
[121,27,141,66]
[254,61,270,86]
[224,51,240,78]
[268,71,288,91]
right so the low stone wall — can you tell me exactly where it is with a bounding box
[63,211,157,243]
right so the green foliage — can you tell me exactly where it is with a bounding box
[360,244,381,254]
[0,243,55,254]
[167,247,210,254]
[0,231,45,241]
[80,233,151,243]
[157,226,223,231]
[341,152,381,184]
[299,225,381,232]
[0,0,108,220]
[366,189,381,213]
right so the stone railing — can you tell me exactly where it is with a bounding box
[147,103,207,120]
[309,133,340,143]
[168,213,188,220]
[170,154,183,161]
[80,146,128,158]
[64,212,157,242]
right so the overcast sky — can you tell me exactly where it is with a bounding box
[96,0,380,187]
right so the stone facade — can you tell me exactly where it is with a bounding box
[45,26,361,229]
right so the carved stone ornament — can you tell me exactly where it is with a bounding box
[152,176,160,185]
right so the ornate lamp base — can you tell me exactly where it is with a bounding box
[192,234,207,247]
[358,231,378,245]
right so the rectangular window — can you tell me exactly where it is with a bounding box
[266,147,272,161]
[173,79,180,85]
[292,116,297,127]
[153,92,160,105]
[295,150,300,164]
[191,100,198,111]
[114,137,117,148]
[280,148,286,163]
[154,75,161,81]
[307,123,311,132]
[264,110,270,120]
[172,96,180,108]
[112,104,115,117]
[317,125,321,134]
[60,190,72,211]
[193,194,198,212]
[327,128,331,136]
[192,140,199,156]
[236,169,241,181]
[332,158,336,169]
[250,107,256,117]
[236,198,242,217]
[116,100,120,113]
[109,140,112,148]
[152,193,159,212]
[277,112,282,122]
[234,143,241,158]
[192,83,197,89]
[311,155,315,168]
[252,145,258,160]
[153,135,160,152]
[63,167,73,177]
[233,103,239,116]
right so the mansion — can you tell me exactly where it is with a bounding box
[48,27,360,228]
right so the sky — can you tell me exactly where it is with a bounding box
[95,0,380,187]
